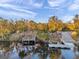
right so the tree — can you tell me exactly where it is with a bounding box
[15,20,26,33]
[66,23,75,31]
[74,15,79,29]
[37,23,47,31]
[0,19,12,40]
[27,20,37,30]
[48,16,58,32]
[56,20,63,31]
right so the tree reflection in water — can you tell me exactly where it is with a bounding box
[36,49,61,59]
[50,49,61,59]
[38,53,48,59]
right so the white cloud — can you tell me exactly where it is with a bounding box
[0,0,43,9]
[32,3,43,8]
[0,3,37,19]
[69,0,79,10]
[44,6,58,9]
[0,0,12,3]
[0,9,36,19]
[14,0,43,8]
[29,0,43,8]
[0,0,41,19]
[69,4,79,10]
[48,0,66,7]
[0,4,36,15]
[61,15,74,22]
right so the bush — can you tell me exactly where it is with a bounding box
[37,31,49,41]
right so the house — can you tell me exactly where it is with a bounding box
[21,31,36,45]
[49,31,62,43]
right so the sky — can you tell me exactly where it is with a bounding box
[0,0,79,22]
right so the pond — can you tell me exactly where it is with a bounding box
[0,32,79,59]
[0,48,79,59]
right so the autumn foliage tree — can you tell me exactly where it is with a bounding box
[0,19,11,40]
[37,23,47,31]
[48,16,63,32]
[68,23,75,31]
[0,15,79,40]
[48,16,57,32]
[15,20,27,33]
[27,20,37,30]
[74,15,79,29]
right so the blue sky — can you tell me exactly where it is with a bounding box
[0,0,79,22]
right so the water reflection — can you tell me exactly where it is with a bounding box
[38,53,48,59]
[8,46,20,59]
[31,49,61,59]
[0,49,79,59]
[0,44,79,59]
[61,50,75,59]
[30,49,79,59]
